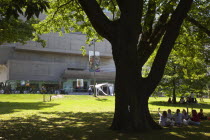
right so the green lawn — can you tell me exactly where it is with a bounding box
[0,94,209,140]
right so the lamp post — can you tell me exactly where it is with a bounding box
[93,39,97,97]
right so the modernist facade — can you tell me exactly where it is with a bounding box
[0,32,115,93]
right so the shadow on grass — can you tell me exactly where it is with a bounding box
[0,111,209,140]
[150,101,210,109]
[0,102,59,114]
[95,98,109,102]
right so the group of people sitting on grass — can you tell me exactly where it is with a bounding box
[158,108,209,127]
[168,96,198,104]
[179,96,198,104]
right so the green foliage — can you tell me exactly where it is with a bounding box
[0,0,49,20]
[0,0,49,45]
[0,17,36,44]
[80,45,87,56]
[154,20,210,97]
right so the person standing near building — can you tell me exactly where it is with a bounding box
[88,86,92,95]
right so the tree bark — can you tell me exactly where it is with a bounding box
[110,36,161,131]
[110,72,162,131]
[172,66,177,104]
[172,79,177,104]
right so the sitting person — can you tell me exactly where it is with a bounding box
[189,110,200,125]
[168,97,172,103]
[182,108,189,125]
[179,97,185,104]
[173,109,183,126]
[182,108,189,120]
[158,108,172,127]
[186,96,192,103]
[190,92,196,103]
[167,109,173,120]
[198,109,208,120]
[195,98,198,104]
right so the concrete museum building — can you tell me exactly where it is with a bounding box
[0,32,115,93]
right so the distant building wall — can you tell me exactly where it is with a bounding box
[0,46,14,64]
[14,33,112,58]
[0,65,8,82]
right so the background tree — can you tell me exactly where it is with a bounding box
[155,19,210,103]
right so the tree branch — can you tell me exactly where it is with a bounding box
[137,0,175,68]
[77,0,114,41]
[146,0,193,95]
[110,0,116,20]
[142,0,156,40]
[186,16,210,37]
[52,0,74,20]
[116,0,143,25]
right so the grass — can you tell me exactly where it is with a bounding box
[0,94,209,140]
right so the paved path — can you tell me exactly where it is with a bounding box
[67,92,90,95]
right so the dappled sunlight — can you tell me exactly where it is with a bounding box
[0,112,115,139]
[169,132,186,139]
[0,96,209,139]
[0,111,209,139]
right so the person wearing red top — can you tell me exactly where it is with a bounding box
[189,110,200,125]
[198,109,208,120]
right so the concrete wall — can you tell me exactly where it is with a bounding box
[8,59,69,81]
[7,55,115,81]
[14,33,112,58]
[11,50,89,69]
[0,46,14,64]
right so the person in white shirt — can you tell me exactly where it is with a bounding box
[173,109,183,126]
[179,97,185,104]
[182,108,189,125]
[182,108,189,120]
[158,108,172,127]
[158,110,167,126]
[167,109,173,120]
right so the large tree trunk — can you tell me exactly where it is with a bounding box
[110,38,161,131]
[110,71,161,131]
[110,0,193,131]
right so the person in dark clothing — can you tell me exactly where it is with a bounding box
[189,110,200,125]
[198,109,208,120]
[168,97,172,103]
